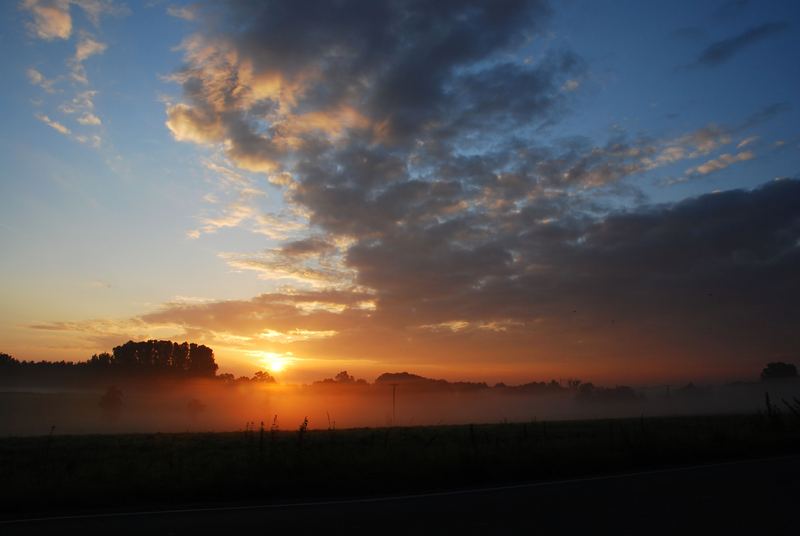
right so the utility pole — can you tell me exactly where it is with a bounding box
[389,383,398,426]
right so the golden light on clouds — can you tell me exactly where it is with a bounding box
[259,329,339,344]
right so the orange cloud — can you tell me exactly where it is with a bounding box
[686,150,755,176]
[165,103,225,144]
[22,0,72,40]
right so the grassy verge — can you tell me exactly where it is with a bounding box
[2,412,799,514]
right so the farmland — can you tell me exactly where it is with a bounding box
[2,411,799,516]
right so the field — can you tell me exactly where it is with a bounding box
[2,410,800,517]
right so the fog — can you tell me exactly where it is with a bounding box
[2,378,798,437]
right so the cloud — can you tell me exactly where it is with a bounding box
[21,0,125,41]
[74,133,101,147]
[107,179,800,375]
[278,237,336,258]
[35,113,71,135]
[165,1,590,246]
[164,4,780,285]
[679,125,732,155]
[155,2,800,375]
[69,35,107,84]
[165,1,572,171]
[219,242,353,288]
[259,328,338,343]
[21,0,72,40]
[74,36,106,62]
[25,317,183,351]
[58,90,96,114]
[167,4,197,21]
[138,289,376,340]
[72,0,129,25]
[77,112,101,125]
[691,22,790,67]
[165,103,224,144]
[686,150,755,176]
[23,2,121,148]
[26,67,57,92]
[739,102,790,130]
[190,201,306,240]
[737,136,758,149]
[561,79,580,92]
[33,87,104,144]
[344,179,800,361]
[186,158,307,240]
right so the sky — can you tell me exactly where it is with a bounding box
[1,0,799,385]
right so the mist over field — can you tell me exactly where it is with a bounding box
[2,376,797,437]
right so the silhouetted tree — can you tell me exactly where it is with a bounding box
[109,340,218,377]
[188,343,217,376]
[173,342,190,372]
[99,385,123,413]
[335,371,355,383]
[87,352,112,368]
[761,362,798,381]
[252,370,276,383]
[313,370,368,386]
[154,340,173,369]
[0,353,18,367]
[0,341,222,391]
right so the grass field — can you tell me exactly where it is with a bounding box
[2,410,800,515]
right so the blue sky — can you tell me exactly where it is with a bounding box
[1,0,798,383]
[550,0,800,197]
[1,1,277,306]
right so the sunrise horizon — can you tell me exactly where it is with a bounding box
[2,0,800,391]
[3,2,800,529]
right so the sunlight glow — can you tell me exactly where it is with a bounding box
[251,351,295,373]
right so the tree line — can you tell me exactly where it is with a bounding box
[0,340,218,384]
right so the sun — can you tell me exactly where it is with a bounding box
[268,356,287,373]
[252,351,293,374]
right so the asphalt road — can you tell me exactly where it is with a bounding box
[3,455,800,535]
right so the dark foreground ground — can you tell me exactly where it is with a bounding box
[2,413,800,533]
[2,455,799,534]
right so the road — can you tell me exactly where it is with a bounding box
[3,455,799,534]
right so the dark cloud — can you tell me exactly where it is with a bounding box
[348,179,800,362]
[167,0,577,169]
[691,22,789,67]
[738,101,791,131]
[141,179,800,372]
[162,2,800,374]
[279,237,336,258]
[671,0,752,42]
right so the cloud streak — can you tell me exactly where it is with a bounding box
[691,21,790,67]
[35,112,71,135]
[686,150,755,176]
[22,2,128,149]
